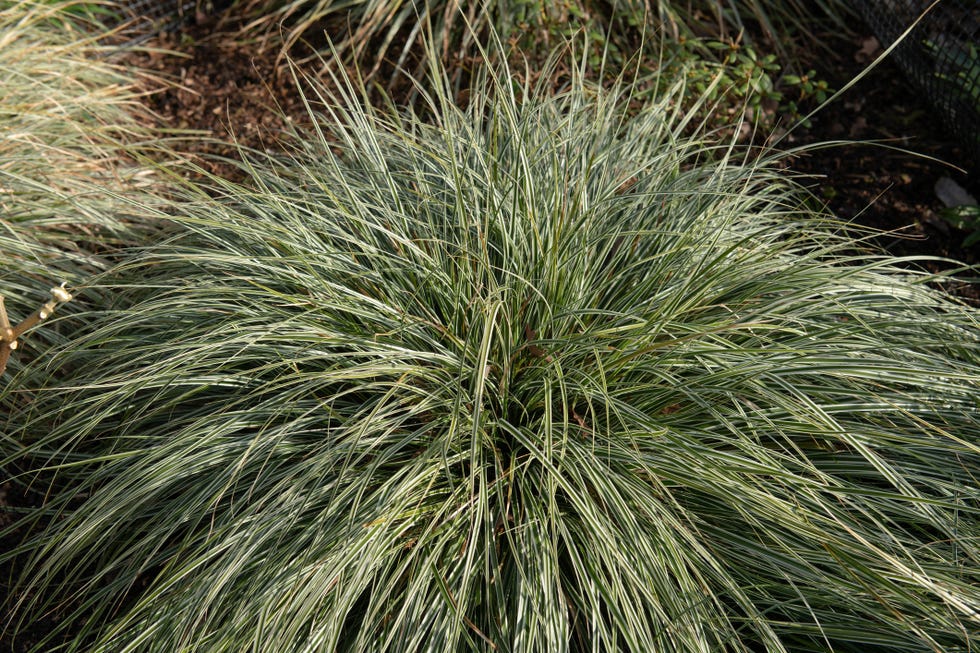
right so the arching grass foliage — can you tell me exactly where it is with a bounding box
[0,0,163,378]
[3,62,979,652]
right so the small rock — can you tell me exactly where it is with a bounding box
[935,176,978,208]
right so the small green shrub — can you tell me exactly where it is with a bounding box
[4,61,980,652]
[941,204,980,247]
[657,36,828,127]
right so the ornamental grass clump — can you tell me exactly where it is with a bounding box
[0,0,159,328]
[4,63,980,652]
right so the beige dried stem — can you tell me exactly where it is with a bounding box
[0,284,73,376]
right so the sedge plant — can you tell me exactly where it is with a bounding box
[0,0,166,379]
[3,51,980,652]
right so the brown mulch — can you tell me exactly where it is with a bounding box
[123,15,316,182]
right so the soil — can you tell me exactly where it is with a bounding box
[785,36,980,303]
[3,9,979,653]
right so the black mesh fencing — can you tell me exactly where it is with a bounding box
[854,0,980,168]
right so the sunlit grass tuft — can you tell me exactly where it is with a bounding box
[4,57,980,652]
[0,0,166,380]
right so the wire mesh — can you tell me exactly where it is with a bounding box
[854,0,980,167]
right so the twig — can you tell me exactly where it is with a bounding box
[0,284,73,376]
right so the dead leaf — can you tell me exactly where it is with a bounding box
[855,36,881,64]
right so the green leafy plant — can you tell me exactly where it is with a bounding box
[634,35,833,134]
[941,204,980,247]
[4,58,980,653]
[778,67,832,127]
